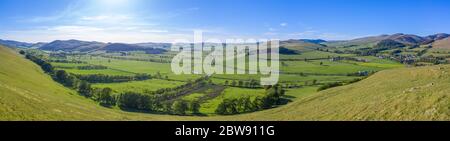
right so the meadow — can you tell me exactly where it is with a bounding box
[43,49,405,116]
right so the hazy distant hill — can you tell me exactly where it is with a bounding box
[280,39,327,52]
[327,33,450,48]
[426,33,450,41]
[101,43,167,54]
[39,39,106,52]
[4,33,449,53]
[30,42,48,48]
[135,42,172,49]
[0,39,34,48]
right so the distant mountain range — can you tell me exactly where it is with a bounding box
[39,40,106,52]
[101,43,167,54]
[0,39,34,48]
[1,33,449,53]
[327,33,450,47]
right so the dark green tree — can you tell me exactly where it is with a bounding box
[172,100,188,115]
[78,81,92,97]
[190,100,201,114]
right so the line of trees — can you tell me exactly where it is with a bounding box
[77,65,108,70]
[49,59,87,64]
[224,79,260,88]
[26,54,55,74]
[74,73,151,83]
[100,55,172,63]
[317,77,364,91]
[215,85,285,115]
[26,52,212,115]
[116,77,210,114]
[25,53,116,107]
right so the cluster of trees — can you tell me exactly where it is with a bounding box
[224,79,260,88]
[417,56,448,65]
[216,85,285,115]
[116,77,209,114]
[353,40,406,56]
[54,69,115,105]
[74,73,151,83]
[171,100,201,115]
[77,65,108,70]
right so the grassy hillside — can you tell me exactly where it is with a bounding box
[0,45,177,120]
[433,37,450,49]
[0,45,448,120]
[234,65,449,120]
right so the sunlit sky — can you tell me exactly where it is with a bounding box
[0,0,449,43]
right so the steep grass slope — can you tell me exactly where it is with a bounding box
[0,45,175,120]
[236,66,449,120]
[433,37,450,49]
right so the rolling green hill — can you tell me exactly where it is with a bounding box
[433,37,450,49]
[235,65,449,120]
[0,45,448,120]
[0,45,176,120]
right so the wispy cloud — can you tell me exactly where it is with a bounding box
[26,1,82,23]
[288,30,357,40]
[141,29,169,33]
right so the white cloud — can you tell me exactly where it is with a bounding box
[48,26,104,33]
[80,15,110,21]
[289,30,318,36]
[288,30,356,40]
[141,29,169,33]
[280,23,288,27]
[2,27,190,43]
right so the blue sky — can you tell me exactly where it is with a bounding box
[0,0,449,43]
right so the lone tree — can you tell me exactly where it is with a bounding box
[172,100,188,115]
[190,100,201,114]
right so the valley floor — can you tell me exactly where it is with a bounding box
[1,45,448,120]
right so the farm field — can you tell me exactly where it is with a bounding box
[42,48,405,116]
[92,79,186,94]
[1,39,449,120]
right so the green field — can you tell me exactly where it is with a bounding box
[2,44,448,120]
[281,60,385,74]
[35,47,407,116]
[92,79,185,94]
[200,87,266,114]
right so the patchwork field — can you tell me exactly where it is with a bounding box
[1,43,448,120]
[40,47,406,116]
